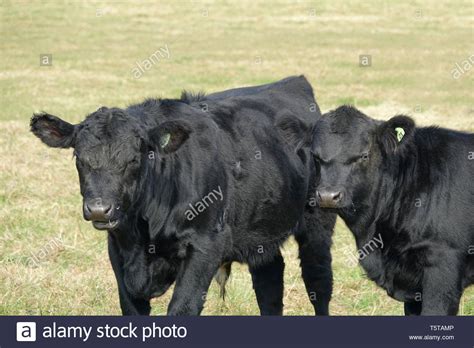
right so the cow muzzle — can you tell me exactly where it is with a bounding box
[83,198,120,230]
[316,189,344,209]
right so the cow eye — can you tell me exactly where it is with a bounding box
[361,152,369,161]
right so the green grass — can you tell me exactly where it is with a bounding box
[0,0,472,315]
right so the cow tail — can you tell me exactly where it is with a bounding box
[214,262,232,300]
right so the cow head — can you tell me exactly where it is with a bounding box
[310,106,415,212]
[30,107,193,231]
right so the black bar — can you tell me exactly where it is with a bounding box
[3,316,473,348]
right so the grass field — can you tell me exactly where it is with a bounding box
[0,0,473,315]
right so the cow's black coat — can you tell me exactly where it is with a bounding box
[308,105,474,315]
[30,76,336,315]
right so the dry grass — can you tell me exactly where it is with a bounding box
[0,0,472,315]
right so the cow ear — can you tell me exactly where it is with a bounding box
[148,120,192,154]
[275,115,311,150]
[30,112,77,148]
[377,115,415,154]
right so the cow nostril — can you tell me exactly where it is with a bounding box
[332,192,342,202]
[316,191,322,200]
[103,204,113,216]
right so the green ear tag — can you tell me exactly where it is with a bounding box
[160,133,171,148]
[395,127,405,142]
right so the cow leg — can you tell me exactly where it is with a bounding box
[107,234,151,315]
[404,301,422,315]
[167,244,222,316]
[295,208,336,315]
[249,252,285,315]
[420,257,462,315]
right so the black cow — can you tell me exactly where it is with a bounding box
[30,76,336,315]
[304,105,473,315]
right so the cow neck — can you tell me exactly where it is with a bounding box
[141,150,196,240]
[110,214,149,249]
[369,141,422,239]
